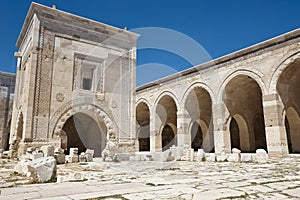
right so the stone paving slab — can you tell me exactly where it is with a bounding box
[0,157,300,199]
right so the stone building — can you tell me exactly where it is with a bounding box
[0,72,15,152]
[10,3,300,158]
[136,29,300,157]
[9,3,138,157]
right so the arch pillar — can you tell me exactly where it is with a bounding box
[149,107,158,152]
[262,93,289,157]
[213,103,231,155]
[177,109,191,148]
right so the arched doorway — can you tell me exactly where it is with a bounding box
[277,59,300,154]
[285,107,300,153]
[190,121,203,151]
[223,75,267,152]
[161,124,176,151]
[185,86,214,152]
[136,102,150,151]
[62,112,107,157]
[156,95,177,151]
[230,117,240,150]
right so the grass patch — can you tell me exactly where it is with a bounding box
[145,182,165,187]
[217,193,250,199]
[287,185,300,190]
[5,179,18,182]
[79,162,89,165]
[146,182,156,186]
[89,194,129,200]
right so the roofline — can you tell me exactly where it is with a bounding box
[137,27,300,92]
[0,71,16,76]
[17,2,139,48]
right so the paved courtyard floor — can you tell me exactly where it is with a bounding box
[0,156,300,199]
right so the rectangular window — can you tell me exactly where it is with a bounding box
[81,65,95,91]
[74,54,104,92]
[82,78,92,90]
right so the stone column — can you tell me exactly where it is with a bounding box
[149,108,157,152]
[176,109,190,147]
[212,103,231,155]
[263,93,288,157]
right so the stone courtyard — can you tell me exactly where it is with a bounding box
[0,157,300,199]
[1,2,300,199]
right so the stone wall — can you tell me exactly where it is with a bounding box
[10,3,138,158]
[136,28,300,157]
[0,72,15,151]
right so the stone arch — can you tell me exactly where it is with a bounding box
[136,98,151,110]
[61,111,107,157]
[284,107,300,153]
[183,84,214,152]
[222,74,267,152]
[161,122,177,151]
[276,56,300,154]
[228,114,249,152]
[180,82,216,110]
[136,101,150,151]
[52,103,118,143]
[154,93,178,151]
[153,90,179,112]
[217,69,267,103]
[269,51,300,93]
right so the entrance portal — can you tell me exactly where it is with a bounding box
[62,112,107,157]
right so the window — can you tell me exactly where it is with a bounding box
[81,66,94,91]
[82,78,92,90]
[73,54,104,92]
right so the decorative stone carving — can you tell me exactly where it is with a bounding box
[56,93,65,102]
[95,92,105,101]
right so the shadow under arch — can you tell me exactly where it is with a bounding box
[136,101,150,151]
[223,75,267,153]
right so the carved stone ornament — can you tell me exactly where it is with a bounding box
[56,93,65,102]
[95,92,105,101]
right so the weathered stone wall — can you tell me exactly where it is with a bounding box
[136,29,300,157]
[0,72,15,151]
[10,3,138,157]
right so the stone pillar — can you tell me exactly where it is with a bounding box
[176,109,190,147]
[263,93,288,157]
[213,103,231,155]
[149,108,157,152]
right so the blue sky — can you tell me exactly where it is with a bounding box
[1,0,300,85]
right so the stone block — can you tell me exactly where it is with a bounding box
[254,149,269,163]
[114,153,131,161]
[195,149,205,161]
[228,154,240,162]
[69,148,78,156]
[205,153,216,162]
[66,155,78,163]
[54,147,64,154]
[79,153,86,162]
[14,159,31,175]
[170,145,181,160]
[54,154,66,164]
[216,155,228,162]
[26,147,36,154]
[27,156,57,183]
[232,148,241,154]
[241,154,253,162]
[85,149,94,162]
[40,145,54,157]
[32,151,44,160]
